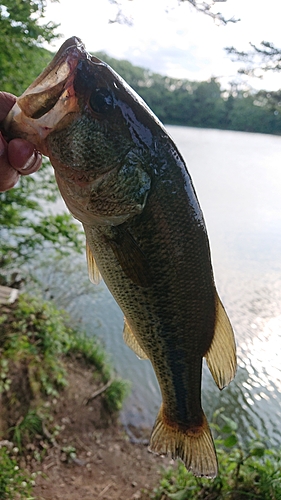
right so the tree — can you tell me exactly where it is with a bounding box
[109,0,239,26]
[190,78,225,128]
[180,0,238,25]
[0,0,60,94]
[95,51,281,134]
[0,160,83,287]
[225,41,281,112]
[226,41,281,78]
[0,2,83,287]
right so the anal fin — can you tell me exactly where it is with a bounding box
[123,318,148,360]
[205,293,236,390]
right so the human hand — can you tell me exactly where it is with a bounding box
[0,92,42,192]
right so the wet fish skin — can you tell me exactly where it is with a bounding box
[2,37,236,477]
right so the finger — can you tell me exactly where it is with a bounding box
[0,92,16,121]
[8,138,42,175]
[0,134,19,192]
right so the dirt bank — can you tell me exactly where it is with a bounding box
[28,359,172,500]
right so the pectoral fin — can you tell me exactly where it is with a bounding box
[108,228,152,288]
[123,318,148,359]
[205,293,236,390]
[86,241,102,285]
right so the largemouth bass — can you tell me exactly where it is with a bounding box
[3,37,236,477]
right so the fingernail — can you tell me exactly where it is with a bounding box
[21,150,37,170]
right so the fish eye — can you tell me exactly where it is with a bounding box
[89,88,114,114]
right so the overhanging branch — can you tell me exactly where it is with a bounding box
[226,41,281,76]
[108,0,239,26]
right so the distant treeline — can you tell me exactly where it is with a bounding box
[96,52,281,135]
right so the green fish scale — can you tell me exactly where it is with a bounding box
[85,145,216,429]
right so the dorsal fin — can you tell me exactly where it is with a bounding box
[86,241,102,285]
[205,293,236,390]
[123,318,148,359]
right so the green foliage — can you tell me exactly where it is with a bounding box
[0,358,11,393]
[0,445,35,499]
[0,294,75,398]
[61,445,77,463]
[69,334,130,410]
[103,378,131,413]
[96,52,281,134]
[0,0,60,94]
[69,333,110,381]
[227,92,281,133]
[150,410,281,500]
[11,410,43,452]
[0,293,129,410]
[0,293,130,497]
[0,1,83,289]
[0,160,83,284]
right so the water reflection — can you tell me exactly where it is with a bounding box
[202,269,281,444]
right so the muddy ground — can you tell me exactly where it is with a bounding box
[27,359,173,500]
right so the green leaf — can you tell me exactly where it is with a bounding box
[250,442,266,457]
[224,434,238,448]
[168,489,190,500]
[220,415,238,433]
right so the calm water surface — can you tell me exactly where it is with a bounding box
[49,126,281,444]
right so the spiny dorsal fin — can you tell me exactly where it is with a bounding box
[86,242,102,285]
[149,404,218,478]
[123,318,148,359]
[205,293,236,390]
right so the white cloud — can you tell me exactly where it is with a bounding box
[44,0,281,90]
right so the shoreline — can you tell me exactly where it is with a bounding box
[29,358,172,500]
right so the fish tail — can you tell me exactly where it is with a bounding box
[149,405,217,478]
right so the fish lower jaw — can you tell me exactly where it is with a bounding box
[4,103,51,153]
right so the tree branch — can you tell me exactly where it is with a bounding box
[226,41,281,76]
[85,379,113,405]
[109,0,240,26]
[183,0,239,25]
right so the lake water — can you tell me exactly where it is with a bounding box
[45,126,281,445]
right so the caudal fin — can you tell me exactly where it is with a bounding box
[149,405,217,478]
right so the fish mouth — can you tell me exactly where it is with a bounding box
[3,37,91,152]
[18,37,86,119]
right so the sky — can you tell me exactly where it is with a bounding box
[44,0,281,91]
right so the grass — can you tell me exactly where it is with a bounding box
[11,410,43,453]
[103,378,131,412]
[0,293,130,499]
[0,294,73,399]
[68,331,111,381]
[0,445,36,500]
[0,293,129,405]
[3,294,281,500]
[150,409,281,500]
